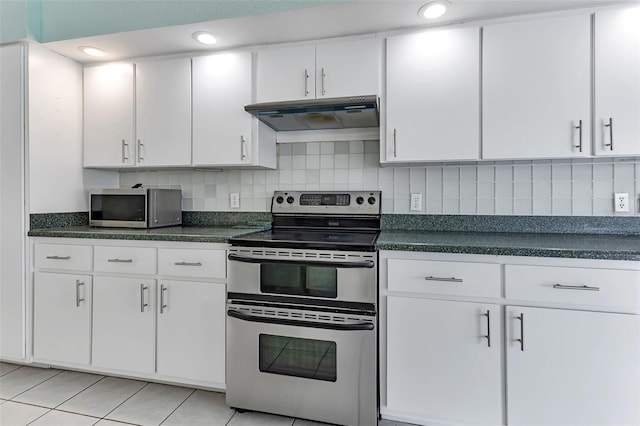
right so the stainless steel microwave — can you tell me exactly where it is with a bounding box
[89,188,182,228]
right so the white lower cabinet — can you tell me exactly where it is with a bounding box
[506,306,640,426]
[32,239,228,389]
[387,297,503,425]
[92,276,156,374]
[381,250,640,426]
[156,280,226,383]
[33,272,92,366]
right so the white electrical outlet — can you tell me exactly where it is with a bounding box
[614,193,629,213]
[230,193,240,209]
[410,193,422,211]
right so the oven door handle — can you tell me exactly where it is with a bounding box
[227,309,374,331]
[227,253,374,269]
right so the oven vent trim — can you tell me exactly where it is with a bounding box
[230,305,374,325]
[230,248,375,262]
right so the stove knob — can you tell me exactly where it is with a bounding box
[356,196,364,205]
[287,196,295,204]
[275,196,284,204]
[368,196,376,205]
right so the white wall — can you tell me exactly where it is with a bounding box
[28,43,117,214]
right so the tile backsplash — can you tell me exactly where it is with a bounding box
[120,141,640,216]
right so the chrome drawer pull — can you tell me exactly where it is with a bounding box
[424,276,463,283]
[604,117,614,151]
[46,255,71,260]
[107,258,133,263]
[553,284,600,292]
[160,284,168,314]
[174,261,202,267]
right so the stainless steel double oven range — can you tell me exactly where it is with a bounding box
[226,191,381,426]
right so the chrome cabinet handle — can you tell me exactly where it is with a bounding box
[174,261,202,266]
[46,255,70,260]
[121,139,129,163]
[304,69,309,96]
[516,313,524,352]
[75,280,85,307]
[137,139,144,161]
[482,310,491,348]
[240,135,247,160]
[424,276,463,283]
[553,284,600,292]
[140,284,149,312]
[604,117,614,151]
[321,67,326,96]
[160,284,168,314]
[393,128,397,158]
[107,258,133,263]
[574,119,582,152]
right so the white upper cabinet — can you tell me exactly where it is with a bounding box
[385,27,480,162]
[483,14,591,159]
[256,38,380,102]
[84,58,191,168]
[84,63,135,167]
[192,52,263,167]
[314,38,381,98]
[594,6,640,156]
[135,58,191,167]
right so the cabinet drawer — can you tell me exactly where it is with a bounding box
[158,248,226,279]
[387,259,501,298]
[34,243,92,271]
[94,246,156,275]
[505,265,640,311]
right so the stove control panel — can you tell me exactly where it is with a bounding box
[272,191,381,215]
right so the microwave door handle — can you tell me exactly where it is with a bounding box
[227,253,374,269]
[227,309,374,331]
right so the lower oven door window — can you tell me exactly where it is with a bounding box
[261,264,337,298]
[259,334,336,382]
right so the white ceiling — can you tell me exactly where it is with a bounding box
[44,0,634,64]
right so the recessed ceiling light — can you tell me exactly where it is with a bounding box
[192,31,217,45]
[418,1,450,19]
[78,46,108,57]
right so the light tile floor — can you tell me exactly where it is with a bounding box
[0,363,413,426]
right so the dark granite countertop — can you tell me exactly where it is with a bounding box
[377,230,640,261]
[28,225,270,244]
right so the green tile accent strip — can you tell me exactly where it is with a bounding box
[30,212,89,230]
[382,215,640,235]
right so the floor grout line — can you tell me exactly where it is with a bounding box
[101,381,151,422]
[157,388,196,426]
[52,374,108,410]
[6,367,65,402]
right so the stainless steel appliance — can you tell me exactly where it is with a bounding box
[89,187,182,228]
[244,95,379,131]
[226,190,381,426]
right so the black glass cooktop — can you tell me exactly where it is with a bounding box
[229,229,379,252]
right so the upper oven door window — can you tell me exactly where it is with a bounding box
[261,264,337,298]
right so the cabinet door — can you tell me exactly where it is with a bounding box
[33,272,91,365]
[192,52,253,166]
[315,38,380,98]
[386,297,502,425]
[594,7,640,156]
[507,306,640,425]
[135,58,191,166]
[83,63,135,167]
[92,276,155,374]
[483,14,591,159]
[157,280,226,384]
[0,44,25,360]
[256,45,316,102]
[386,27,480,161]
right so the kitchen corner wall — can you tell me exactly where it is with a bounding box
[120,141,640,216]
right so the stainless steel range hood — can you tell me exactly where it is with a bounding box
[244,95,379,132]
